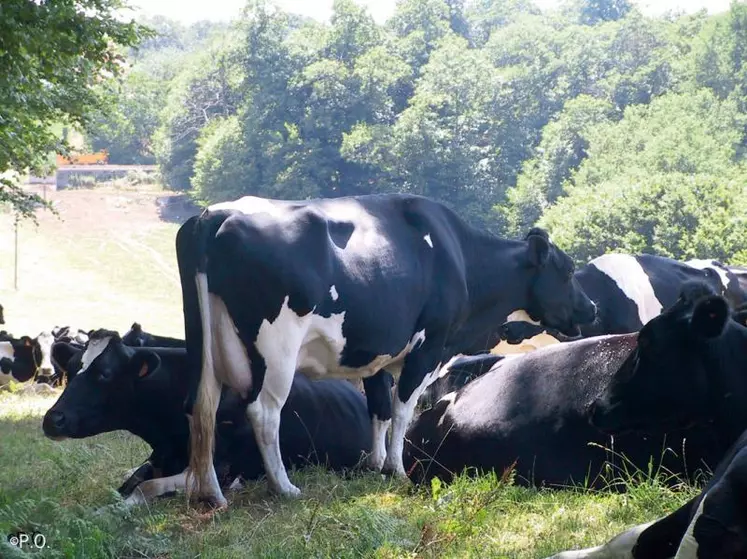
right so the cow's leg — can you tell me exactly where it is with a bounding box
[118,460,155,497]
[543,520,657,558]
[123,471,188,507]
[363,370,392,471]
[382,339,444,478]
[245,361,299,497]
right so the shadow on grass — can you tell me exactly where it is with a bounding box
[156,194,202,225]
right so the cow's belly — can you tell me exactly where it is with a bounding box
[295,312,424,380]
[209,293,253,396]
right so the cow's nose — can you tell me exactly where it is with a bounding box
[47,410,66,431]
[39,367,54,379]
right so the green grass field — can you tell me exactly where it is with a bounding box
[0,185,700,558]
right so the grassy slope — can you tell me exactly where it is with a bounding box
[0,185,699,558]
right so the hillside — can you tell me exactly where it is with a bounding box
[0,185,198,338]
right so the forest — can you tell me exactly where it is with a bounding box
[81,0,747,264]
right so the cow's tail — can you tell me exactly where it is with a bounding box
[183,210,224,502]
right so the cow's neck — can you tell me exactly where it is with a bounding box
[462,232,531,317]
[127,387,189,454]
[445,232,532,354]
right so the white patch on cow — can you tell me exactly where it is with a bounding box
[36,331,55,373]
[505,309,541,325]
[78,336,113,374]
[329,284,339,301]
[208,293,253,397]
[123,471,189,507]
[686,259,731,292]
[208,196,289,216]
[0,342,15,386]
[437,354,465,379]
[544,520,656,558]
[383,362,443,477]
[368,416,390,471]
[590,254,663,325]
[437,391,458,427]
[423,233,433,248]
[227,477,244,491]
[673,491,708,559]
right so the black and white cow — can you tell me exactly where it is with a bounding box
[121,322,185,348]
[545,285,747,558]
[497,253,744,344]
[176,193,597,506]
[546,430,747,558]
[404,281,746,490]
[0,331,55,386]
[726,264,747,295]
[685,259,747,307]
[51,325,90,346]
[42,330,373,505]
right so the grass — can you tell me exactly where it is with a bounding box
[0,185,701,558]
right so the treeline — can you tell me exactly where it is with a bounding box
[86,0,747,265]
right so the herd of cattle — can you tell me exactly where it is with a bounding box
[4,193,747,557]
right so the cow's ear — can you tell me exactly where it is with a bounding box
[525,232,550,268]
[129,351,161,380]
[21,336,33,347]
[690,296,729,339]
[130,322,142,333]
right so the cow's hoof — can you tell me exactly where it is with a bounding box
[381,463,408,479]
[273,483,301,499]
[192,493,228,510]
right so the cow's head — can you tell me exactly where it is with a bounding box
[42,329,163,440]
[122,322,150,347]
[34,331,56,381]
[590,281,740,435]
[688,259,747,309]
[521,228,597,337]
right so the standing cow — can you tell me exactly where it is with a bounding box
[176,193,597,507]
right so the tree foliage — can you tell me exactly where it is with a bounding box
[78,0,747,265]
[0,0,148,217]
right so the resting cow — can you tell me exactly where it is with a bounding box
[176,193,596,506]
[121,322,185,348]
[545,286,747,558]
[404,281,744,490]
[0,331,55,386]
[493,253,745,347]
[42,330,373,505]
[546,430,747,559]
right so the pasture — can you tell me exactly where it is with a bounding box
[0,185,699,558]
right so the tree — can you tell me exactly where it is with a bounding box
[86,70,165,164]
[0,0,147,218]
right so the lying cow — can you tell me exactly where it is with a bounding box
[0,331,55,386]
[121,322,185,348]
[404,281,743,490]
[42,330,373,505]
[546,429,747,558]
[489,253,745,352]
[545,288,747,558]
